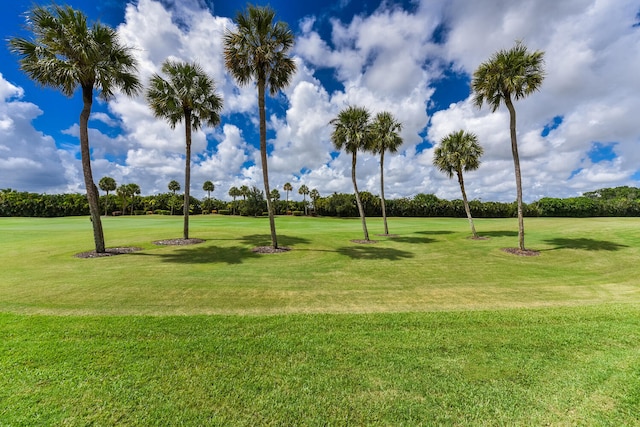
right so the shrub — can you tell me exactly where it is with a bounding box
[218,209,230,215]
[292,211,303,216]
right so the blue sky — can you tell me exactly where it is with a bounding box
[1,0,639,202]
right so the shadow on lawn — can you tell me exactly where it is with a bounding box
[132,245,259,264]
[336,245,414,260]
[543,237,628,251]
[479,230,518,237]
[237,234,311,247]
[415,230,454,235]
[385,236,437,244]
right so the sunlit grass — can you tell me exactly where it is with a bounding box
[0,215,639,424]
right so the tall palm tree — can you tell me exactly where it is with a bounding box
[283,182,293,214]
[309,188,320,213]
[433,130,484,238]
[370,111,403,235]
[99,176,117,216]
[147,60,223,239]
[472,41,545,251]
[298,184,310,215]
[9,5,141,253]
[224,5,297,250]
[330,106,373,241]
[240,185,250,201]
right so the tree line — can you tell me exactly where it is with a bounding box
[3,186,639,219]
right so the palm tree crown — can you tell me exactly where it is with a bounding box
[9,4,140,253]
[433,130,483,178]
[472,41,545,112]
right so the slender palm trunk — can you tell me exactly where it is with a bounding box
[183,110,191,240]
[505,95,525,250]
[379,150,389,235]
[258,80,278,248]
[352,152,369,241]
[80,84,105,253]
[457,168,477,238]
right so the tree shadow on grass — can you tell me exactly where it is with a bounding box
[237,234,311,247]
[415,230,454,235]
[336,245,414,260]
[479,230,519,237]
[543,237,628,251]
[385,236,437,244]
[132,245,259,264]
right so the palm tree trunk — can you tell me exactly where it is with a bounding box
[258,80,278,248]
[505,95,525,250]
[352,152,369,241]
[380,150,389,235]
[183,110,191,240]
[457,168,477,238]
[80,84,105,253]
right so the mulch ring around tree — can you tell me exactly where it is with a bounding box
[75,247,143,258]
[153,238,205,246]
[501,247,540,256]
[252,246,292,254]
[350,239,378,244]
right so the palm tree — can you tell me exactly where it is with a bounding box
[240,185,250,201]
[330,106,373,241]
[147,60,223,239]
[309,188,320,213]
[370,111,403,235]
[9,5,141,253]
[433,130,484,238]
[203,180,214,199]
[472,41,545,251]
[168,180,180,215]
[228,186,241,215]
[298,184,310,215]
[269,189,280,214]
[99,176,117,216]
[126,183,141,215]
[224,5,297,250]
[283,182,293,214]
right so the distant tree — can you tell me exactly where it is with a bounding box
[168,180,180,215]
[147,59,223,239]
[330,106,373,241]
[9,5,141,252]
[99,176,117,216]
[228,186,241,214]
[241,186,267,217]
[224,5,296,249]
[309,188,320,212]
[240,185,250,201]
[269,189,281,213]
[298,184,310,215]
[472,41,545,251]
[283,182,293,213]
[433,130,484,238]
[203,180,215,198]
[370,111,403,235]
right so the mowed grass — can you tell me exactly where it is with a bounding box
[0,215,639,425]
[0,215,639,314]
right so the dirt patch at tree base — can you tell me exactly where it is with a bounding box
[75,247,142,258]
[153,238,205,246]
[252,246,291,254]
[350,239,378,244]
[501,247,540,256]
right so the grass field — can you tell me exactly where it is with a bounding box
[0,215,639,425]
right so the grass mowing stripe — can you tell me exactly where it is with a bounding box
[1,305,639,425]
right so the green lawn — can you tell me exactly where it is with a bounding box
[0,215,639,425]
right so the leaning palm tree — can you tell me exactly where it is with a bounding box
[147,60,223,239]
[9,5,141,253]
[99,176,117,216]
[298,184,310,215]
[370,111,403,235]
[472,41,545,251]
[433,130,484,238]
[330,106,373,241]
[224,5,297,250]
